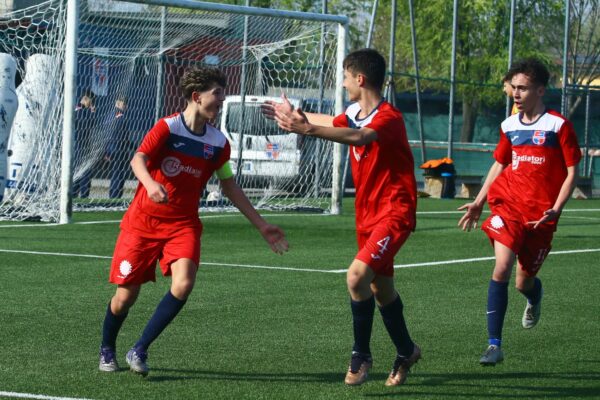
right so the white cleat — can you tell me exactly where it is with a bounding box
[479,345,504,366]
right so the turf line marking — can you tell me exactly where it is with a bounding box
[0,249,338,274]
[2,248,599,274]
[329,248,600,272]
[0,391,93,400]
[2,208,599,229]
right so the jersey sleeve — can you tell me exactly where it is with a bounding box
[558,119,582,167]
[332,113,349,128]
[137,119,170,159]
[493,128,512,165]
[367,110,405,145]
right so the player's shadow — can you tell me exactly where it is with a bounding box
[363,370,600,398]
[146,367,346,384]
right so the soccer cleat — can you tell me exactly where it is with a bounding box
[99,346,119,372]
[522,290,542,329]
[479,345,504,366]
[344,352,373,386]
[385,344,421,386]
[126,347,149,376]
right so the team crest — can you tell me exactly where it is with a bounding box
[532,130,546,145]
[266,143,280,160]
[203,143,214,159]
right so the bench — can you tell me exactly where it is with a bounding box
[457,175,484,198]
[423,174,483,199]
[573,176,593,199]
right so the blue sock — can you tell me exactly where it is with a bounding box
[135,291,186,351]
[350,296,375,355]
[487,280,509,346]
[379,294,414,357]
[523,278,542,305]
[101,302,127,349]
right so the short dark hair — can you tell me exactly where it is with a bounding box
[343,48,386,90]
[502,70,513,83]
[179,66,227,100]
[507,58,550,87]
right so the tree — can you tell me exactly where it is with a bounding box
[368,0,554,142]
[535,0,600,117]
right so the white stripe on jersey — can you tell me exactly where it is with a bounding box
[501,111,566,134]
[345,102,379,127]
[164,113,227,147]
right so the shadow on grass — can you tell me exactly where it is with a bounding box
[145,367,358,384]
[364,371,600,398]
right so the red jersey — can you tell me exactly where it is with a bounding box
[488,109,581,227]
[333,101,417,232]
[122,112,230,237]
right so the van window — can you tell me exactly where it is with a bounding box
[225,103,288,136]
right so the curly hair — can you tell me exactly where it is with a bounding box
[507,58,550,87]
[179,66,227,100]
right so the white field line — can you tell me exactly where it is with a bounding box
[1,207,599,229]
[1,248,599,275]
[0,391,93,400]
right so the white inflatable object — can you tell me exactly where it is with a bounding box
[0,53,18,202]
[5,54,56,200]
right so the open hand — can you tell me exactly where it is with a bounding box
[528,209,559,229]
[261,93,293,121]
[457,202,483,231]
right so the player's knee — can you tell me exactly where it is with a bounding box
[111,295,136,315]
[492,264,512,282]
[171,278,195,299]
[346,271,369,293]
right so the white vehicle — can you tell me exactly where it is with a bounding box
[220,95,303,182]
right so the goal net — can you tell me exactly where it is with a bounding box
[0,0,346,222]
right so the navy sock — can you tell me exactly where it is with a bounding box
[523,277,542,305]
[350,296,375,355]
[487,280,509,346]
[379,294,414,357]
[135,291,186,351]
[101,302,128,349]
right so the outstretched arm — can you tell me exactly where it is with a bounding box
[458,161,506,231]
[262,93,335,127]
[220,177,288,254]
[262,93,374,146]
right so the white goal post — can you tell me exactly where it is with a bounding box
[0,0,348,223]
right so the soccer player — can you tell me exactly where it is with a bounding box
[503,72,519,115]
[98,66,288,376]
[264,48,420,386]
[458,58,581,365]
[72,90,96,198]
[103,95,133,199]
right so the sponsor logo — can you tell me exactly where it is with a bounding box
[173,142,186,149]
[118,260,133,278]
[532,130,546,145]
[510,135,519,143]
[511,151,545,170]
[161,156,202,178]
